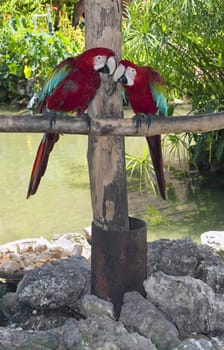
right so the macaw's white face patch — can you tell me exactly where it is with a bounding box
[125,66,137,86]
[113,63,136,86]
[93,55,107,71]
[93,55,116,75]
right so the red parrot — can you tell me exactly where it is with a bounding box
[27,47,116,198]
[114,59,168,199]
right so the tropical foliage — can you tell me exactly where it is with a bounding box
[122,0,224,175]
[0,1,84,102]
[126,147,157,194]
[123,0,224,111]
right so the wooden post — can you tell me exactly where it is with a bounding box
[85,0,147,315]
[85,0,128,231]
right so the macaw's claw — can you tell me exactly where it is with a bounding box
[132,113,153,130]
[78,112,91,129]
[44,110,57,128]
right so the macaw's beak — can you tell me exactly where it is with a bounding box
[98,56,116,75]
[113,64,128,85]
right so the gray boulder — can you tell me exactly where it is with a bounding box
[0,292,20,320]
[147,237,201,276]
[144,271,224,337]
[120,291,180,350]
[147,237,223,278]
[173,336,223,350]
[201,265,224,293]
[77,314,157,350]
[16,257,90,310]
[80,294,115,319]
[0,326,60,350]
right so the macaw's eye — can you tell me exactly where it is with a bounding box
[130,68,136,74]
[94,55,106,67]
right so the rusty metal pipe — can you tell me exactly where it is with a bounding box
[91,216,147,316]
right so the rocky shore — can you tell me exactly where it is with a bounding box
[1,234,224,349]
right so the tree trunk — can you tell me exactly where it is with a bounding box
[85,0,147,315]
[85,0,129,231]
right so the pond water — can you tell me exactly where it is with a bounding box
[0,106,224,244]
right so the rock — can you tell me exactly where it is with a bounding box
[0,314,156,350]
[2,237,224,349]
[51,232,91,260]
[0,237,50,255]
[62,318,80,349]
[173,336,222,350]
[144,271,224,337]
[147,237,200,276]
[80,294,115,319]
[0,234,91,277]
[84,225,92,242]
[0,326,60,350]
[0,282,9,299]
[196,244,224,278]
[0,292,20,320]
[1,259,21,273]
[16,257,90,310]
[9,310,70,331]
[0,309,7,327]
[77,314,157,350]
[202,265,224,293]
[147,237,223,279]
[201,231,224,251]
[120,291,180,350]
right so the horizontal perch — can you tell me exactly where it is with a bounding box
[0,112,223,136]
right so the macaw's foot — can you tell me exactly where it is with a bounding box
[157,110,167,119]
[44,110,57,128]
[77,112,91,129]
[44,111,69,128]
[132,113,153,130]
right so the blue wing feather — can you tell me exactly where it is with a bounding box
[151,85,168,117]
[38,58,75,109]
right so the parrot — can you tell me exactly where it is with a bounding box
[27,47,116,198]
[113,59,168,199]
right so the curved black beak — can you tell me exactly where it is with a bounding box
[113,64,128,85]
[117,74,128,85]
[98,65,110,74]
[98,56,116,75]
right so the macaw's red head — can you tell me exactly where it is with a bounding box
[113,59,149,89]
[113,59,137,85]
[77,47,116,75]
[114,59,165,90]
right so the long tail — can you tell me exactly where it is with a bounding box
[27,133,60,198]
[146,135,166,200]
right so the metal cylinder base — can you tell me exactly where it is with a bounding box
[91,216,147,316]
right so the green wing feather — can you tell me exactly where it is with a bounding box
[121,86,129,105]
[151,83,168,117]
[38,58,75,107]
[146,67,168,117]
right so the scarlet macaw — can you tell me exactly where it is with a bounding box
[114,59,168,199]
[27,47,116,198]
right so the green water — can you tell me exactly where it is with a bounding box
[0,107,224,244]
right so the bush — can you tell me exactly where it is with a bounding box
[0,10,84,102]
[123,0,224,175]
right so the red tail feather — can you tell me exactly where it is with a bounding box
[27,133,60,198]
[146,135,166,200]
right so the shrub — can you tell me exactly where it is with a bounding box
[0,11,84,102]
